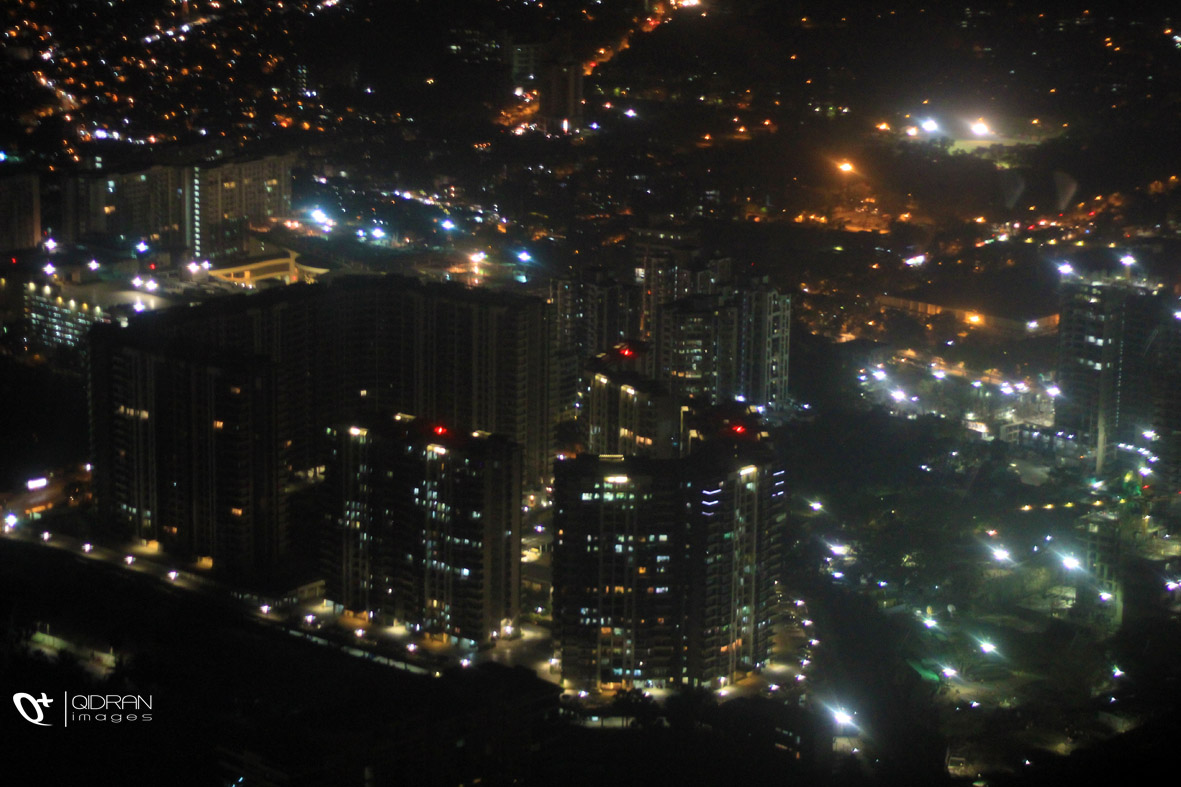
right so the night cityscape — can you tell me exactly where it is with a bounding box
[4,0,1181,784]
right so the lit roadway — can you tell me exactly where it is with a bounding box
[0,501,566,690]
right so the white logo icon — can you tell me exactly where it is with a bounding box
[12,692,54,726]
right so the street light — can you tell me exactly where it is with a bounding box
[991,548,1011,562]
[1062,555,1081,571]
[809,501,823,512]
[979,641,997,654]
[837,161,854,174]
[833,709,854,726]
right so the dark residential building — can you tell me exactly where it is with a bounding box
[324,415,521,646]
[0,171,40,251]
[90,275,555,581]
[1148,304,1181,493]
[1055,273,1165,474]
[585,364,684,458]
[538,56,584,134]
[88,333,288,578]
[553,445,788,692]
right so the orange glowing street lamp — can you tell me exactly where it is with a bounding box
[837,161,854,173]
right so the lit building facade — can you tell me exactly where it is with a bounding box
[656,287,791,408]
[325,416,521,646]
[553,448,787,691]
[63,153,295,262]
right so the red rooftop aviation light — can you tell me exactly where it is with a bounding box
[731,424,746,434]
[619,346,634,357]
[433,425,447,435]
